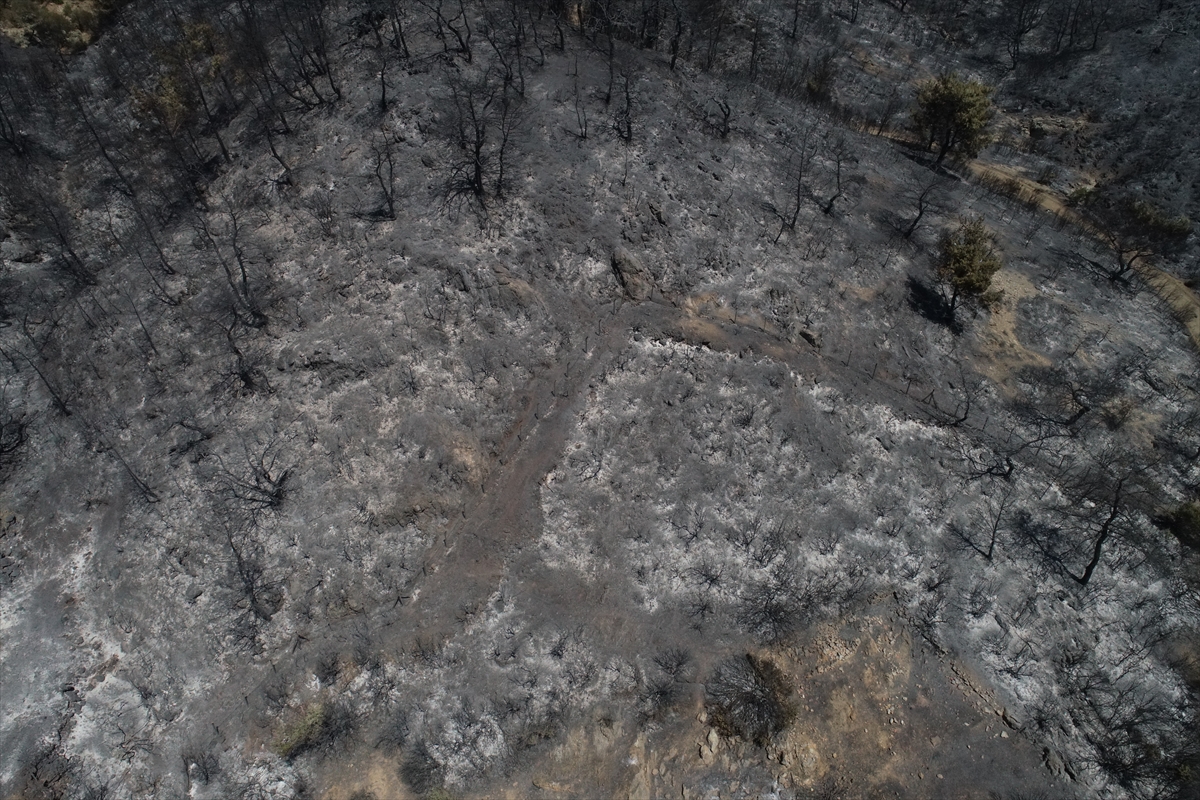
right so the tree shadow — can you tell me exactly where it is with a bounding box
[906,275,961,333]
[947,521,991,560]
[893,144,967,179]
[1011,509,1088,582]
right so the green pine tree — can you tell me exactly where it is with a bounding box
[935,216,1003,315]
[914,73,993,167]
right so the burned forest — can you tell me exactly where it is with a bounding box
[1,0,1199,798]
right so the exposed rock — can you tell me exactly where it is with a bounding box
[1043,747,1065,777]
[798,328,822,349]
[1001,707,1022,731]
[612,247,654,301]
[647,201,667,226]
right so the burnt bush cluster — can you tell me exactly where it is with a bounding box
[705,653,796,746]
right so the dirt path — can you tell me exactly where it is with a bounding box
[1140,264,1200,349]
[965,160,1080,220]
[966,159,1200,351]
[393,298,636,640]
[880,130,1200,353]
[392,294,816,642]
[389,276,961,649]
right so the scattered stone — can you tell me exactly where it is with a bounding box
[532,777,570,792]
[1043,747,1065,777]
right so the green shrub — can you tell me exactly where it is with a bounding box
[0,0,40,28]
[30,7,75,47]
[1067,185,1097,206]
[1130,201,1192,238]
[913,73,993,167]
[1170,501,1200,549]
[1,1,128,49]
[64,3,98,31]
[272,703,327,760]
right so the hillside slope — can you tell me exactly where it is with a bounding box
[2,1,1198,798]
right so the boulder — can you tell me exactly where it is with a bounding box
[612,247,654,301]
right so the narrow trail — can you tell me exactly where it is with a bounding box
[391,299,637,641]
[193,272,1103,781]
[288,145,1199,676]
[884,130,1200,353]
[1141,265,1200,350]
[385,280,964,647]
[966,158,1200,352]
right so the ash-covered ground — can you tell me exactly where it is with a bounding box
[2,0,1199,798]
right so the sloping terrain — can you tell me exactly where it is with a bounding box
[1,1,1198,799]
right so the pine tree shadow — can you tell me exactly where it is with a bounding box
[906,275,962,333]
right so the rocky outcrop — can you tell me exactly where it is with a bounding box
[612,247,655,301]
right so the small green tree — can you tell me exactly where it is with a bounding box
[935,216,1003,315]
[913,73,993,168]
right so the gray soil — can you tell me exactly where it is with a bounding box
[2,1,1199,799]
